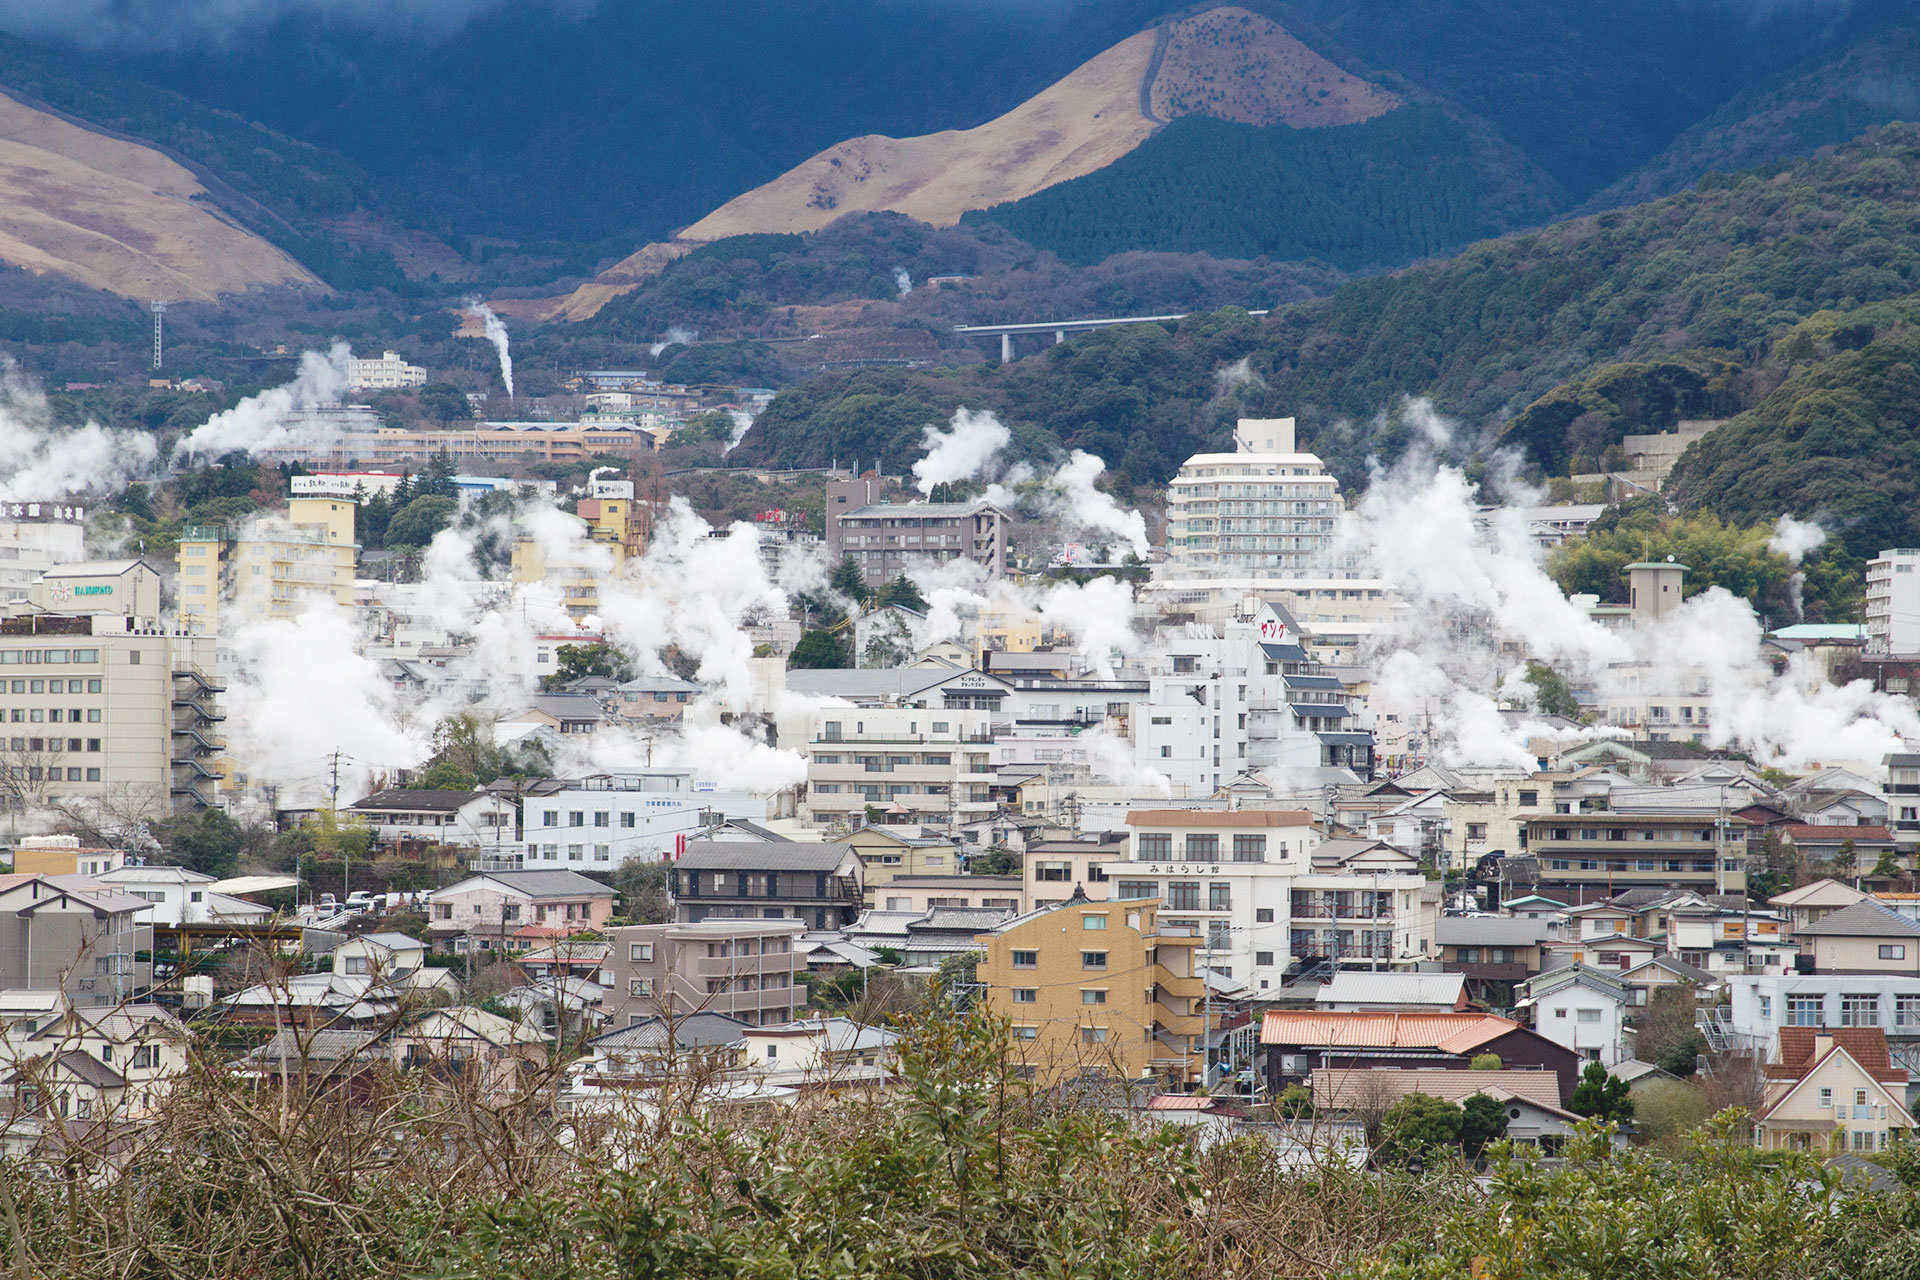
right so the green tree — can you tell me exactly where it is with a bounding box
[1459,1092,1510,1160]
[1275,1083,1314,1120]
[417,383,473,423]
[608,857,673,925]
[789,627,852,669]
[153,807,245,879]
[548,642,632,687]
[412,759,477,791]
[1569,1060,1635,1122]
[1523,661,1582,719]
[384,494,457,548]
[875,574,928,611]
[1377,1093,1463,1165]
[829,554,868,602]
[1469,1052,1504,1071]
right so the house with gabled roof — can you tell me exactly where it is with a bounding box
[1259,1010,1581,1102]
[1519,964,1631,1065]
[1793,900,1920,975]
[1756,1027,1915,1152]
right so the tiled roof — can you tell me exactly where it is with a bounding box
[350,789,484,812]
[1794,900,1920,938]
[1316,972,1466,1008]
[1782,825,1894,841]
[678,841,853,872]
[1259,1011,1522,1055]
[1769,1027,1906,1084]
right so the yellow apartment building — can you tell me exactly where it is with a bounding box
[177,496,357,631]
[977,891,1204,1087]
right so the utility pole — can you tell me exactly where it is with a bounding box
[329,749,348,904]
[150,300,166,371]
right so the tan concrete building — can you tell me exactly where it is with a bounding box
[827,499,1008,583]
[804,707,998,830]
[602,920,805,1028]
[844,825,958,902]
[977,893,1204,1087]
[177,496,357,631]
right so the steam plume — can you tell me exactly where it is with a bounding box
[466,301,514,400]
[1769,513,1827,623]
[893,267,913,297]
[650,327,696,358]
[171,341,352,465]
[0,361,156,501]
[912,408,1010,494]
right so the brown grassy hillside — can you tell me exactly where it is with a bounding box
[0,90,320,301]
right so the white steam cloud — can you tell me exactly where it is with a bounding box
[466,300,514,400]
[1770,513,1828,622]
[722,408,754,457]
[892,267,913,297]
[171,341,352,465]
[912,408,1009,494]
[650,327,696,358]
[0,361,156,501]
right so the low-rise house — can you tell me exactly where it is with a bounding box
[1756,1027,1915,1152]
[1619,954,1719,1006]
[674,841,863,929]
[97,865,270,926]
[231,1028,384,1100]
[517,940,609,985]
[567,1013,751,1092]
[1769,879,1871,935]
[977,893,1204,1088]
[9,835,125,878]
[1519,965,1631,1066]
[426,869,615,952]
[845,826,959,902]
[346,788,516,849]
[872,874,1022,913]
[1791,900,1920,975]
[1778,825,1899,879]
[10,1004,189,1119]
[214,968,455,1026]
[1309,1066,1603,1151]
[390,1006,552,1096]
[499,977,605,1039]
[614,675,699,721]
[1437,916,1556,994]
[602,920,805,1028]
[331,932,428,979]
[1260,1010,1582,1103]
[740,1016,900,1088]
[0,875,152,1007]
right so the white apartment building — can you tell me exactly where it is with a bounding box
[96,865,270,926]
[1132,600,1371,796]
[804,707,997,830]
[1867,549,1920,657]
[347,350,428,391]
[1151,418,1397,652]
[0,563,221,816]
[509,771,780,870]
[1721,974,1920,1056]
[1110,810,1429,991]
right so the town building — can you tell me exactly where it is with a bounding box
[1523,809,1748,904]
[260,421,649,468]
[1309,1067,1597,1151]
[0,504,86,603]
[1023,831,1127,907]
[1130,600,1372,796]
[1260,1010,1582,1102]
[505,771,773,871]
[673,841,863,930]
[1519,965,1631,1065]
[1718,973,1920,1058]
[1790,900,1920,974]
[9,834,123,877]
[1867,549,1920,657]
[826,498,1008,583]
[1755,1027,1915,1152]
[869,874,1023,913]
[0,570,223,814]
[602,919,805,1028]
[0,875,152,1006]
[346,788,516,851]
[389,1006,551,1097]
[977,892,1204,1087]
[843,825,960,898]
[425,869,615,953]
[95,865,270,926]
[177,496,358,632]
[345,350,428,391]
[803,706,998,829]
[740,1016,901,1089]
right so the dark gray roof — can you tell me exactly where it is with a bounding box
[678,841,853,872]
[1436,917,1554,947]
[1795,900,1920,938]
[464,869,611,898]
[588,1012,750,1050]
[524,694,609,721]
[236,1028,381,1067]
[5,1050,124,1090]
[912,907,1017,932]
[1282,675,1344,690]
[1259,642,1307,661]
[350,788,483,812]
[1623,955,1717,984]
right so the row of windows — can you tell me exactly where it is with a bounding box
[1545,858,1738,872]
[4,709,102,723]
[6,738,102,753]
[1769,992,1920,1026]
[11,766,102,781]
[1133,833,1270,861]
[0,649,100,665]
[1,679,102,694]
[527,844,612,862]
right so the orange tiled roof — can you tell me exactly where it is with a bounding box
[1260,1010,1520,1055]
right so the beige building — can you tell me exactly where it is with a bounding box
[977,893,1204,1087]
[602,920,805,1028]
[1791,900,1920,974]
[0,590,222,815]
[804,707,998,829]
[1756,1027,1915,1153]
[844,825,958,902]
[177,496,357,631]
[264,422,647,468]
[827,499,1008,583]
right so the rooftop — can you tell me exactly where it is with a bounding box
[1125,809,1314,828]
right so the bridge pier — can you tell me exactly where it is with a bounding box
[1000,332,1013,364]
[1055,330,1065,345]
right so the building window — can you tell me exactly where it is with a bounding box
[1080,989,1107,1006]
[1255,908,1274,923]
[1185,834,1219,859]
[1080,1026,1108,1044]
[1577,1009,1602,1023]
[1818,1086,1833,1109]
[1082,914,1107,930]
[1881,945,1907,960]
[1166,883,1201,911]
[1012,1026,1037,1041]
[1136,833,1171,858]
[1232,834,1266,862]
[1841,994,1881,1027]
[1208,883,1231,911]
[1116,881,1156,901]
[1012,988,1036,1004]
[1255,951,1273,966]
[1785,995,1824,1027]
[629,943,654,962]
[629,979,652,996]
[1081,951,1107,970]
[1011,950,1037,969]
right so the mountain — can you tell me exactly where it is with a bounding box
[1589,26,1920,211]
[730,125,1920,508]
[546,7,1400,319]
[0,88,316,300]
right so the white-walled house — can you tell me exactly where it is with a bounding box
[332,931,428,979]
[97,865,270,927]
[1521,965,1631,1066]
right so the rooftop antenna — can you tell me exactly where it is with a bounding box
[150,300,167,370]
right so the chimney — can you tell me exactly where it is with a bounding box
[1814,1031,1835,1059]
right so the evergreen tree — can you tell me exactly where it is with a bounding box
[789,628,852,669]
[1460,1093,1510,1159]
[1568,1061,1634,1123]
[830,554,867,602]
